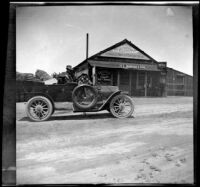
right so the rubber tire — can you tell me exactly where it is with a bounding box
[109,94,134,118]
[51,108,55,115]
[72,84,98,109]
[26,96,53,122]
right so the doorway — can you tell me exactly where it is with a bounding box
[136,71,152,96]
[119,70,130,94]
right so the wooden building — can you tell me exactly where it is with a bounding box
[74,39,168,97]
[166,67,193,96]
[15,39,193,101]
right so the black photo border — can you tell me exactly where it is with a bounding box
[2,1,199,186]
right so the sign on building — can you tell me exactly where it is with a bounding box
[101,43,150,60]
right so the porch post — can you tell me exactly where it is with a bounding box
[145,71,147,97]
[129,71,132,96]
[117,70,120,88]
[92,66,96,85]
[136,71,138,89]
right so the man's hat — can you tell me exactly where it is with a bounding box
[66,65,72,70]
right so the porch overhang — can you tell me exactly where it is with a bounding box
[88,60,161,71]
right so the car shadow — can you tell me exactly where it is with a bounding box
[49,113,115,121]
[18,112,116,122]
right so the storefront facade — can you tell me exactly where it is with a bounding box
[74,39,168,97]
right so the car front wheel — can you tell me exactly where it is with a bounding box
[109,94,134,118]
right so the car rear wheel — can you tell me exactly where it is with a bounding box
[109,94,134,118]
[26,96,53,122]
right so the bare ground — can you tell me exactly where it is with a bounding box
[16,96,193,184]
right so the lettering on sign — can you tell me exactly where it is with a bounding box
[120,63,157,70]
[88,60,159,71]
[158,62,167,69]
[97,70,111,84]
[101,43,150,60]
[161,72,167,75]
[121,64,146,69]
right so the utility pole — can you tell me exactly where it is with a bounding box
[83,33,89,116]
[86,33,89,59]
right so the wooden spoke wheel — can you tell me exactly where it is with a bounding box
[109,94,134,118]
[72,85,98,109]
[26,96,53,122]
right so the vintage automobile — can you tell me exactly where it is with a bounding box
[18,80,134,122]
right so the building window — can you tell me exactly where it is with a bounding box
[147,76,152,88]
[112,71,118,86]
[137,72,145,89]
[176,85,184,90]
[97,69,112,85]
[120,71,129,85]
[167,84,173,90]
[176,75,184,84]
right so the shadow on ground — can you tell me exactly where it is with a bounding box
[18,113,122,122]
[18,112,135,122]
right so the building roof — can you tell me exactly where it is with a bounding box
[74,39,158,70]
[166,67,193,77]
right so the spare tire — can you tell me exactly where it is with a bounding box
[72,84,98,109]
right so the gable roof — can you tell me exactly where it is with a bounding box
[74,39,158,69]
[90,39,158,62]
[100,43,150,60]
[166,67,193,77]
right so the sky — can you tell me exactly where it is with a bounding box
[16,5,193,76]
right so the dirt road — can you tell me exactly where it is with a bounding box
[16,97,193,184]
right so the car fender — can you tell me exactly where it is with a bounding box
[99,90,121,110]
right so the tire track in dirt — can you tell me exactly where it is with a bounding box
[16,97,193,184]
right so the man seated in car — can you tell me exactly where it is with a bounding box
[65,65,76,83]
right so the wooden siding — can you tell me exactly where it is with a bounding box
[166,68,193,96]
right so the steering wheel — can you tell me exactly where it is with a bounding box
[77,74,92,85]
